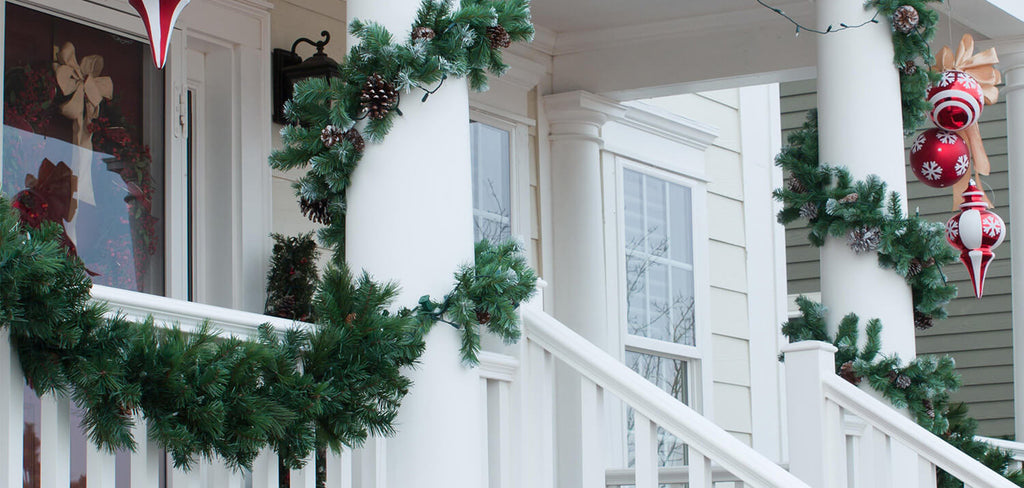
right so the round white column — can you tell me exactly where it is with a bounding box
[1002,45,1024,440]
[816,0,916,359]
[344,1,481,487]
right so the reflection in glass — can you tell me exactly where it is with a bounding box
[623,169,694,346]
[470,121,511,243]
[4,3,165,294]
[625,351,689,471]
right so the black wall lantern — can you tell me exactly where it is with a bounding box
[272,31,340,124]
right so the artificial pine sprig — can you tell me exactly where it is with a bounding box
[868,0,942,133]
[773,111,958,321]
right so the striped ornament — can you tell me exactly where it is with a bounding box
[945,180,1004,298]
[927,70,984,131]
[128,0,191,69]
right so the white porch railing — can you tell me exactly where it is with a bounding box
[520,307,810,488]
[1,285,359,488]
[784,340,1019,488]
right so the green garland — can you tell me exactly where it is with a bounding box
[868,0,942,133]
[775,110,1021,485]
[0,0,539,472]
[265,233,320,322]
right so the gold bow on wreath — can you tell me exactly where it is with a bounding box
[932,34,1001,209]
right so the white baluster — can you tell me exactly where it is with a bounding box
[869,426,893,488]
[689,451,712,488]
[481,377,491,488]
[523,341,555,488]
[494,380,513,488]
[40,394,71,488]
[579,377,604,487]
[130,417,161,488]
[325,447,350,488]
[87,441,117,488]
[352,437,386,488]
[918,454,937,487]
[0,330,23,488]
[634,413,657,488]
[207,459,244,488]
[250,448,279,488]
[166,459,202,488]
[290,452,315,488]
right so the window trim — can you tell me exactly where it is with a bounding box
[468,107,532,248]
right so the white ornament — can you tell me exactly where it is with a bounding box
[911,134,926,153]
[921,161,943,180]
[936,131,959,145]
[955,155,970,176]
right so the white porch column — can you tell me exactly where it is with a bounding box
[1001,43,1024,440]
[543,91,625,488]
[344,2,482,488]
[816,0,916,358]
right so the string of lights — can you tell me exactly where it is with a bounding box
[756,0,880,36]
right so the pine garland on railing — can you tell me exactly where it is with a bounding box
[775,112,1024,485]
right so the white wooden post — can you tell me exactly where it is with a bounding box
[290,453,315,488]
[87,442,117,487]
[325,448,350,488]
[579,377,605,487]
[689,451,712,488]
[917,454,937,487]
[0,330,23,488]
[167,460,202,488]
[40,394,71,488]
[522,341,555,488]
[633,412,657,488]
[250,448,279,488]
[208,460,244,488]
[130,417,161,488]
[486,378,514,488]
[783,341,841,487]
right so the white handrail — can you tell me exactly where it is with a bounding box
[91,285,311,337]
[522,308,809,488]
[977,436,1024,462]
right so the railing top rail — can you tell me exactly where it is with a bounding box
[821,373,1019,488]
[522,308,810,488]
[976,436,1024,461]
[91,285,311,338]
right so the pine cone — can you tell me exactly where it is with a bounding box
[486,25,512,49]
[847,226,881,254]
[412,26,436,41]
[839,361,861,385]
[476,310,491,325]
[343,128,365,153]
[300,197,332,225]
[799,202,818,220]
[907,258,923,277]
[321,125,344,148]
[892,5,920,34]
[787,178,806,194]
[345,313,357,324]
[839,193,859,204]
[923,399,935,419]
[894,373,912,390]
[914,310,934,330]
[900,61,918,76]
[360,73,399,120]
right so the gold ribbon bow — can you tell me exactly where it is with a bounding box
[53,42,114,149]
[932,34,1001,209]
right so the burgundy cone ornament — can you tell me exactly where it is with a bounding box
[946,180,1005,298]
[128,0,191,68]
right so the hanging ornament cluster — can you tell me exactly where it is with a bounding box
[909,129,969,188]
[128,0,191,68]
[945,180,1005,298]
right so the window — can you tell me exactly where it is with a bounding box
[470,120,511,243]
[3,3,165,295]
[621,166,700,473]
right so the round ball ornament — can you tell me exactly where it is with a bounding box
[909,128,970,188]
[945,180,1005,298]
[928,70,984,131]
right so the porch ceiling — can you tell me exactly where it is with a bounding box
[527,0,1024,100]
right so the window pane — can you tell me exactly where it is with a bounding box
[625,351,688,468]
[470,121,511,243]
[623,169,695,346]
[3,4,165,294]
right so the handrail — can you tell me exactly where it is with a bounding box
[821,373,1019,488]
[522,308,810,488]
[976,436,1024,462]
[91,285,311,337]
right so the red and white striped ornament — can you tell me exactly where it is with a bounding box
[909,128,970,188]
[928,70,984,131]
[128,0,191,68]
[945,180,1005,298]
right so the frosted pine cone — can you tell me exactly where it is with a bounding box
[847,226,881,254]
[839,361,861,385]
[321,125,343,148]
[894,373,912,390]
[892,5,920,34]
[901,61,918,76]
[360,73,399,120]
[799,202,818,220]
[412,26,436,41]
[300,197,332,225]
[914,311,934,330]
[839,193,859,204]
[486,25,512,49]
[787,178,806,193]
[907,258,923,277]
[343,128,365,152]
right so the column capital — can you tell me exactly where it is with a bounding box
[544,90,627,143]
[993,38,1024,94]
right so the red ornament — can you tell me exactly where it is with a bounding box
[928,70,984,131]
[128,0,191,68]
[946,180,1005,298]
[909,129,970,188]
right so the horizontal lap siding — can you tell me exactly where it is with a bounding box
[780,80,1015,438]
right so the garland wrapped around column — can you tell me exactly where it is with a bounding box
[0,0,538,475]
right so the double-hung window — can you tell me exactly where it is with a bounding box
[470,120,513,244]
[620,164,704,471]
